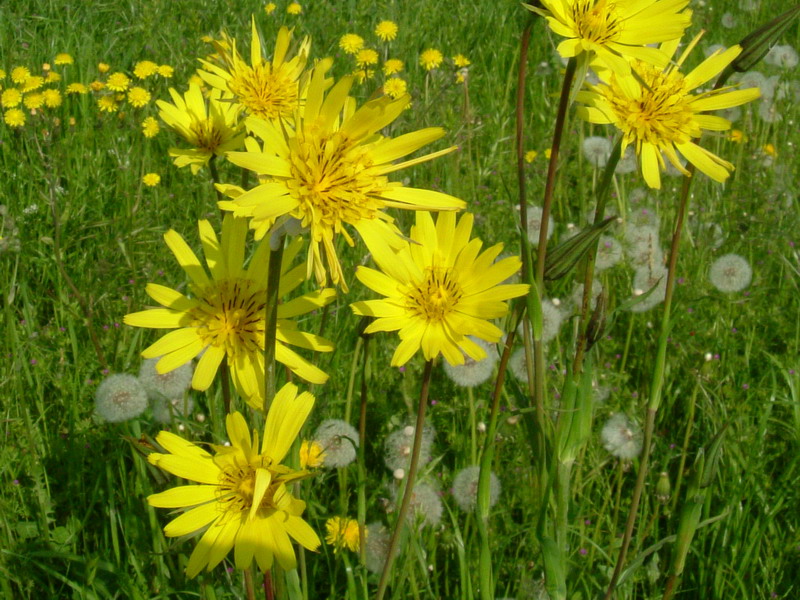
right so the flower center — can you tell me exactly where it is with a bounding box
[573,0,620,44]
[190,118,225,152]
[287,131,385,232]
[407,265,463,321]
[228,62,298,120]
[601,63,697,147]
[218,460,276,513]
[190,278,265,355]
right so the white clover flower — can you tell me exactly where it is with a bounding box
[709,253,752,293]
[95,374,148,423]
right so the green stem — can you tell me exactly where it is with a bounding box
[263,239,285,411]
[376,360,434,600]
[244,567,256,600]
[357,333,370,583]
[220,360,232,415]
[671,383,699,515]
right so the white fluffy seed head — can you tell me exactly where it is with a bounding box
[396,481,443,527]
[518,299,563,344]
[508,347,530,383]
[629,265,668,313]
[313,419,360,468]
[138,358,193,401]
[601,413,642,460]
[95,374,148,423]
[364,523,391,574]
[451,465,501,512]
[152,396,195,423]
[596,235,622,271]
[615,146,637,174]
[384,424,435,472]
[765,44,799,69]
[526,206,555,246]
[582,136,612,168]
[709,253,752,293]
[624,225,663,268]
[443,338,498,388]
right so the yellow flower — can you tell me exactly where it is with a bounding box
[453,54,471,68]
[351,68,373,84]
[728,129,746,143]
[23,93,44,110]
[383,77,407,99]
[577,37,761,189]
[127,86,151,107]
[1,88,22,108]
[287,2,302,14]
[46,71,61,83]
[42,89,62,108]
[325,517,362,553]
[299,440,326,468]
[98,62,110,73]
[420,48,444,71]
[133,60,159,79]
[158,64,174,78]
[356,48,379,67]
[141,116,160,138]
[157,84,245,173]
[89,80,105,92]
[199,21,310,122]
[526,0,692,75]
[4,108,25,128]
[383,58,404,75]
[221,61,464,290]
[42,63,51,72]
[106,72,130,92]
[525,150,539,163]
[375,20,398,42]
[142,173,161,187]
[762,143,777,157]
[65,82,88,95]
[147,387,321,577]
[11,66,30,84]
[339,33,365,55]
[265,2,277,14]
[0,69,6,80]
[124,216,336,406]
[97,95,119,112]
[54,53,73,65]
[545,148,552,159]
[21,76,44,93]
[352,211,529,366]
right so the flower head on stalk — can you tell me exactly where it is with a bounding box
[576,36,761,188]
[124,216,335,409]
[199,20,310,122]
[220,60,464,291]
[351,211,528,366]
[157,84,245,174]
[526,0,692,74]
[147,383,320,577]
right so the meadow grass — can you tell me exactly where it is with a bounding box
[1,0,800,598]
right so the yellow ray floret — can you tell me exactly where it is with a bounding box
[221,60,464,291]
[124,216,335,408]
[147,383,320,577]
[351,211,529,367]
[576,37,761,189]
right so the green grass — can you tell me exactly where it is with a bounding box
[2,0,800,598]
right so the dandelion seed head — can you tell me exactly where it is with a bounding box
[95,374,148,423]
[364,522,390,574]
[629,265,668,312]
[526,206,555,245]
[395,481,442,527]
[709,253,752,292]
[451,465,501,512]
[152,396,195,423]
[582,136,612,168]
[443,338,498,388]
[384,424,435,472]
[601,413,642,459]
[138,357,193,401]
[595,235,622,271]
[314,419,359,468]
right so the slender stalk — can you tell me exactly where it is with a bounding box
[671,383,699,515]
[208,155,224,205]
[376,360,434,600]
[220,361,232,415]
[604,168,695,600]
[263,239,285,411]
[357,333,370,570]
[244,567,256,600]
[264,569,275,600]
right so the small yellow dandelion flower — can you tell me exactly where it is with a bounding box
[545,148,553,159]
[69,116,76,126]
[127,86,151,108]
[66,82,88,95]
[89,80,105,92]
[351,68,373,84]
[453,54,471,68]
[42,89,62,108]
[54,53,73,65]
[325,517,362,553]
[762,143,777,157]
[265,2,277,14]
[23,93,44,110]
[188,74,205,88]
[97,95,119,112]
[299,440,326,469]
[146,390,321,576]
[46,71,61,83]
[383,77,407,99]
[133,60,158,79]
[356,48,379,67]
[4,108,25,128]
[158,65,174,78]
[106,72,130,92]
[11,66,30,84]
[383,58,404,75]
[525,150,539,163]
[42,63,51,72]
[98,62,110,73]
[1,88,22,108]
[420,48,444,71]
[21,76,44,93]
[455,68,469,84]
[142,173,161,187]
[287,2,302,14]
[728,129,746,143]
[0,69,6,80]
[339,33,365,55]
[375,20,398,42]
[141,116,160,138]
[352,211,529,366]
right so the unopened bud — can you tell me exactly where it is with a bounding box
[656,471,671,504]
